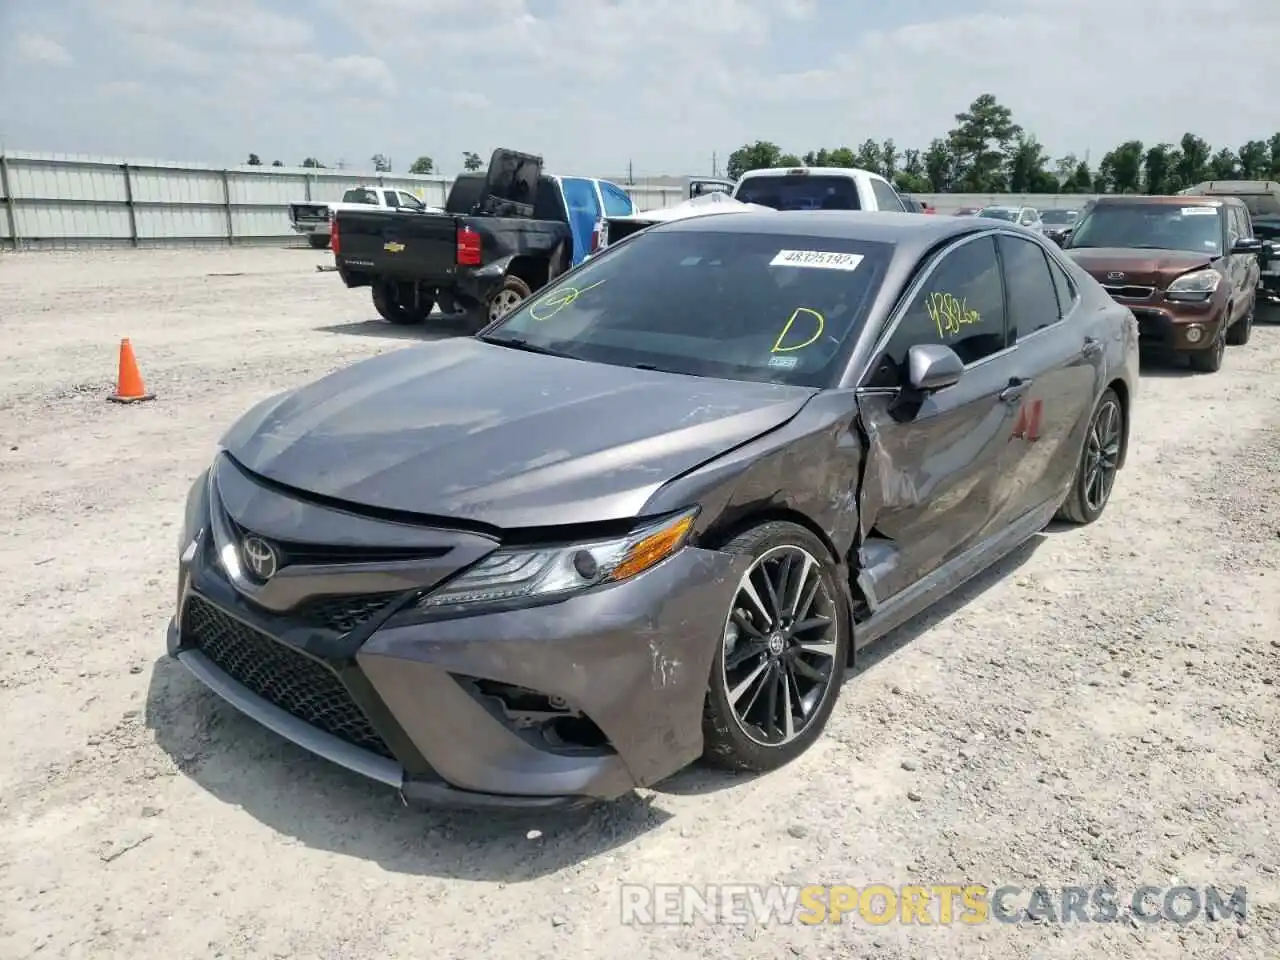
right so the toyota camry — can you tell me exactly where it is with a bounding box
[170,210,1138,807]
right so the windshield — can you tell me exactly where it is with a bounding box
[733,175,861,211]
[1067,204,1223,254]
[978,208,1017,221]
[1039,209,1078,225]
[341,188,378,204]
[480,228,894,388]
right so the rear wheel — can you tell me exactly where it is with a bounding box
[307,234,330,249]
[1226,304,1253,345]
[372,282,433,325]
[1056,387,1123,525]
[701,522,849,773]
[463,275,532,333]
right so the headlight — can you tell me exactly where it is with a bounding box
[1166,269,1221,297]
[416,507,698,611]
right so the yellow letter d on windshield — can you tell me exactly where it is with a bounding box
[771,308,825,353]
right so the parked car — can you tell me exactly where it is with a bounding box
[169,209,1137,807]
[1178,180,1280,319]
[1039,208,1080,246]
[900,195,935,214]
[1062,195,1263,372]
[331,148,635,329]
[288,186,442,249]
[954,207,982,216]
[978,205,1044,234]
[594,190,774,251]
[731,165,908,212]
[688,177,737,198]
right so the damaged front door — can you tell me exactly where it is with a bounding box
[853,234,1022,608]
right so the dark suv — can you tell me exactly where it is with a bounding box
[1179,180,1280,318]
[1062,196,1264,372]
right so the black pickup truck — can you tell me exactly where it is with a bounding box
[332,148,575,329]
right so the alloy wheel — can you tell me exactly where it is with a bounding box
[720,545,839,747]
[489,288,524,321]
[1083,397,1122,513]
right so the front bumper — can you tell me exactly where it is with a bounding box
[169,468,744,807]
[1127,298,1225,352]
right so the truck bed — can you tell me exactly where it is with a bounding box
[336,209,462,284]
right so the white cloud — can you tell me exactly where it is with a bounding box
[0,0,1277,176]
[13,33,73,66]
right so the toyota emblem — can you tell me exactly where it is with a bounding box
[241,536,278,581]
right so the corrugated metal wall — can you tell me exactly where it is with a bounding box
[0,151,1105,250]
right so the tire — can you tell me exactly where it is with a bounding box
[1225,305,1253,345]
[307,234,330,249]
[1056,387,1124,525]
[464,275,532,333]
[1187,332,1225,372]
[372,282,433,326]
[701,521,849,773]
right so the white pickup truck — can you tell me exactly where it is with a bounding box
[288,186,443,248]
[731,165,908,213]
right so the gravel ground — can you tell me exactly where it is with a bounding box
[0,246,1277,959]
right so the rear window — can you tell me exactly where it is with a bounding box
[734,175,861,211]
[1237,195,1280,217]
[481,228,894,387]
[341,188,379,204]
[978,208,1017,221]
[1039,209,1078,224]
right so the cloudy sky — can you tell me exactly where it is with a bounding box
[2,0,1277,178]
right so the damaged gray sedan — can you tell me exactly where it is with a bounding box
[170,210,1138,807]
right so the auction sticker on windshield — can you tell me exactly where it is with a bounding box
[1181,207,1218,216]
[769,250,865,271]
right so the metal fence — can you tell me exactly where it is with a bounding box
[0,151,1104,250]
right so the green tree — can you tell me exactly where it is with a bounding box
[1175,133,1211,187]
[923,138,956,192]
[880,139,899,180]
[1209,147,1238,179]
[726,140,783,179]
[246,153,262,166]
[826,146,856,167]
[948,93,1021,192]
[371,153,392,172]
[1054,154,1079,186]
[778,153,803,167]
[271,159,283,167]
[1238,140,1269,179]
[1007,134,1049,193]
[1142,144,1175,194]
[408,156,435,174]
[301,157,325,168]
[1269,133,1280,177]
[462,151,483,171]
[1067,160,1092,193]
[801,148,830,166]
[854,139,882,175]
[1101,141,1144,193]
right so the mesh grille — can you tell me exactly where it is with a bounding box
[182,595,394,759]
[293,593,402,635]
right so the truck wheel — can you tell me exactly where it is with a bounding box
[464,276,532,332]
[372,283,431,326]
[307,235,330,250]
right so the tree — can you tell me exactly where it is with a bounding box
[271,160,283,167]
[854,139,882,175]
[1100,141,1143,193]
[408,156,435,174]
[1007,134,1049,193]
[1175,133,1211,187]
[1269,133,1280,178]
[880,139,899,181]
[1209,147,1238,180]
[246,153,261,166]
[948,93,1021,192]
[371,153,392,172]
[778,153,803,167]
[726,140,784,179]
[301,157,325,168]
[462,151,483,171]
[1238,140,1269,180]
[923,138,955,192]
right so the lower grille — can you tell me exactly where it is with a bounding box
[1102,284,1155,300]
[182,595,394,759]
[293,593,403,635]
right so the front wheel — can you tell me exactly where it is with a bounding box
[1187,333,1225,372]
[1056,387,1124,525]
[701,522,849,773]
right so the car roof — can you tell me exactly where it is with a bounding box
[1093,194,1236,208]
[737,166,884,179]
[652,209,993,244]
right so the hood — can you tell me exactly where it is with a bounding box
[1065,247,1214,288]
[219,338,816,529]
[612,192,775,224]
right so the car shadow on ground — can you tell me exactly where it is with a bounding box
[315,316,473,341]
[144,657,672,881]
[1137,351,1196,378]
[653,533,1045,797]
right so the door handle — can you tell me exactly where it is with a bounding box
[999,378,1033,403]
[1082,336,1103,357]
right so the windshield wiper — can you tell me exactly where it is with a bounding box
[479,336,576,359]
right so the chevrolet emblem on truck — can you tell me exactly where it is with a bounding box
[383,241,405,254]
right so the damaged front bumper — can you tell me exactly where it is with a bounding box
[168,507,744,808]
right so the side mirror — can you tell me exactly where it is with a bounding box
[906,343,964,393]
[1232,237,1263,255]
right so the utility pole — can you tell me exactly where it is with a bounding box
[627,159,634,185]
[712,151,717,177]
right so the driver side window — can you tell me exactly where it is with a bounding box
[865,236,1007,388]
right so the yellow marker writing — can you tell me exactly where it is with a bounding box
[771,307,825,352]
[925,292,981,339]
[528,278,607,321]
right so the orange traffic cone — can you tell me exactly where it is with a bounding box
[108,338,155,403]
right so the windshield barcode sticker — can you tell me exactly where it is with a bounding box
[1181,207,1218,216]
[769,250,864,271]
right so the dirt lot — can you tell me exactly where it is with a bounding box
[0,246,1277,959]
